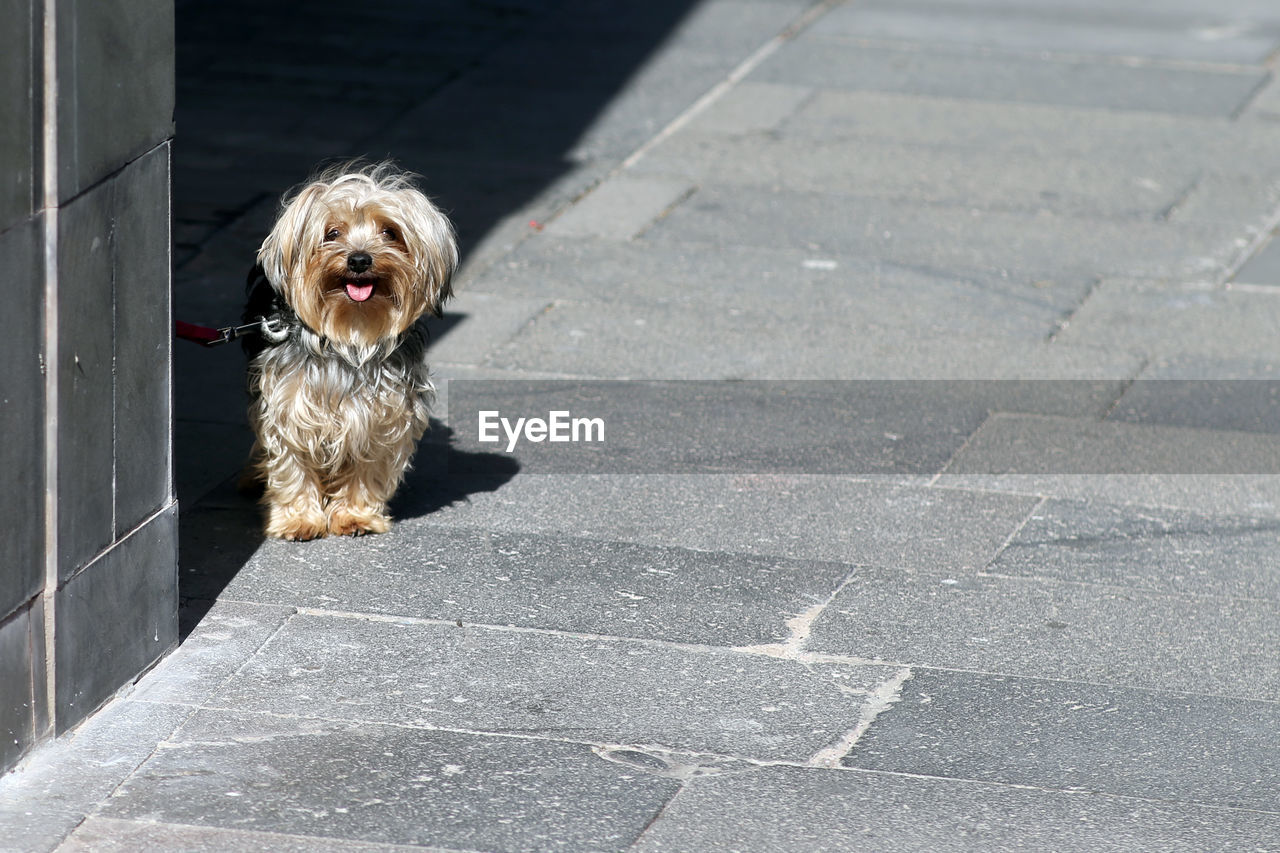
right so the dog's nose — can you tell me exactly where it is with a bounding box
[347,252,373,273]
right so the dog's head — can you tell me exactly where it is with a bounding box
[258,161,457,349]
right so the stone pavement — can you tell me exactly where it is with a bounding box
[6,0,1280,849]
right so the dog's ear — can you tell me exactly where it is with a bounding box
[257,181,329,292]
[402,192,458,317]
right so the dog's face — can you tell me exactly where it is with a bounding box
[258,165,457,349]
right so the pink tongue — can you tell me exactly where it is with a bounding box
[345,282,374,302]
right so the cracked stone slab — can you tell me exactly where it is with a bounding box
[992,498,1280,601]
[545,176,694,240]
[202,527,856,648]
[751,40,1271,116]
[806,564,1280,699]
[98,709,679,852]
[401,475,1037,572]
[631,764,1280,852]
[843,670,1280,811]
[206,613,897,762]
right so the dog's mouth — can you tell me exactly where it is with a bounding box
[342,277,377,303]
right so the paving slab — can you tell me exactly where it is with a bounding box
[810,2,1280,64]
[843,669,1280,811]
[474,235,1085,338]
[632,765,1280,853]
[483,297,1144,379]
[207,612,897,762]
[635,134,1192,219]
[1109,374,1280,434]
[1057,280,1280,360]
[751,40,1271,116]
[203,526,857,648]
[99,709,680,853]
[944,412,1280,475]
[991,498,1280,600]
[57,818,427,853]
[546,176,695,241]
[806,564,1280,699]
[640,187,1246,283]
[1233,233,1280,285]
[402,474,1037,571]
[131,600,294,707]
[0,701,192,853]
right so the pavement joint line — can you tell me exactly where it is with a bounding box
[807,667,912,769]
[251,607,1280,704]
[1223,199,1280,283]
[978,494,1049,572]
[811,34,1274,76]
[63,819,436,852]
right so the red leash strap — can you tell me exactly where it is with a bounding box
[175,320,261,347]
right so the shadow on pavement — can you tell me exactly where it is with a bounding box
[173,0,699,631]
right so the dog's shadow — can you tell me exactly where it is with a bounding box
[178,418,518,639]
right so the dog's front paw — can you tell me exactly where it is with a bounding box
[265,505,328,541]
[328,504,391,537]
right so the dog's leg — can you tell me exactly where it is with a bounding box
[325,461,396,536]
[260,449,328,540]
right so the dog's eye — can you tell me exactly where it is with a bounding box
[381,227,398,242]
[324,228,340,242]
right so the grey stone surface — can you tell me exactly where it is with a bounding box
[102,709,680,852]
[992,498,1280,600]
[55,0,174,200]
[807,563,1280,699]
[56,175,116,579]
[484,296,1144,379]
[210,613,893,762]
[1057,281,1280,360]
[1233,232,1280,285]
[0,604,37,774]
[420,291,554,368]
[0,700,192,853]
[811,2,1280,64]
[55,504,178,731]
[752,40,1271,116]
[58,818,429,853]
[0,218,45,618]
[547,176,695,240]
[844,670,1280,811]
[944,412,1280,475]
[408,474,1037,571]
[132,600,293,707]
[113,145,174,538]
[480,235,1088,339]
[684,81,813,135]
[642,187,1244,284]
[1109,374,1280,434]
[209,527,854,647]
[637,134,1193,219]
[633,765,1280,852]
[0,0,34,232]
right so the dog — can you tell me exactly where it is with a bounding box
[241,161,457,540]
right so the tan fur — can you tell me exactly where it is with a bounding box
[246,162,456,540]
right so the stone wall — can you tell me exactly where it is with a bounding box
[0,0,177,774]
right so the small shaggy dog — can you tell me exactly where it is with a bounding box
[241,162,457,540]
